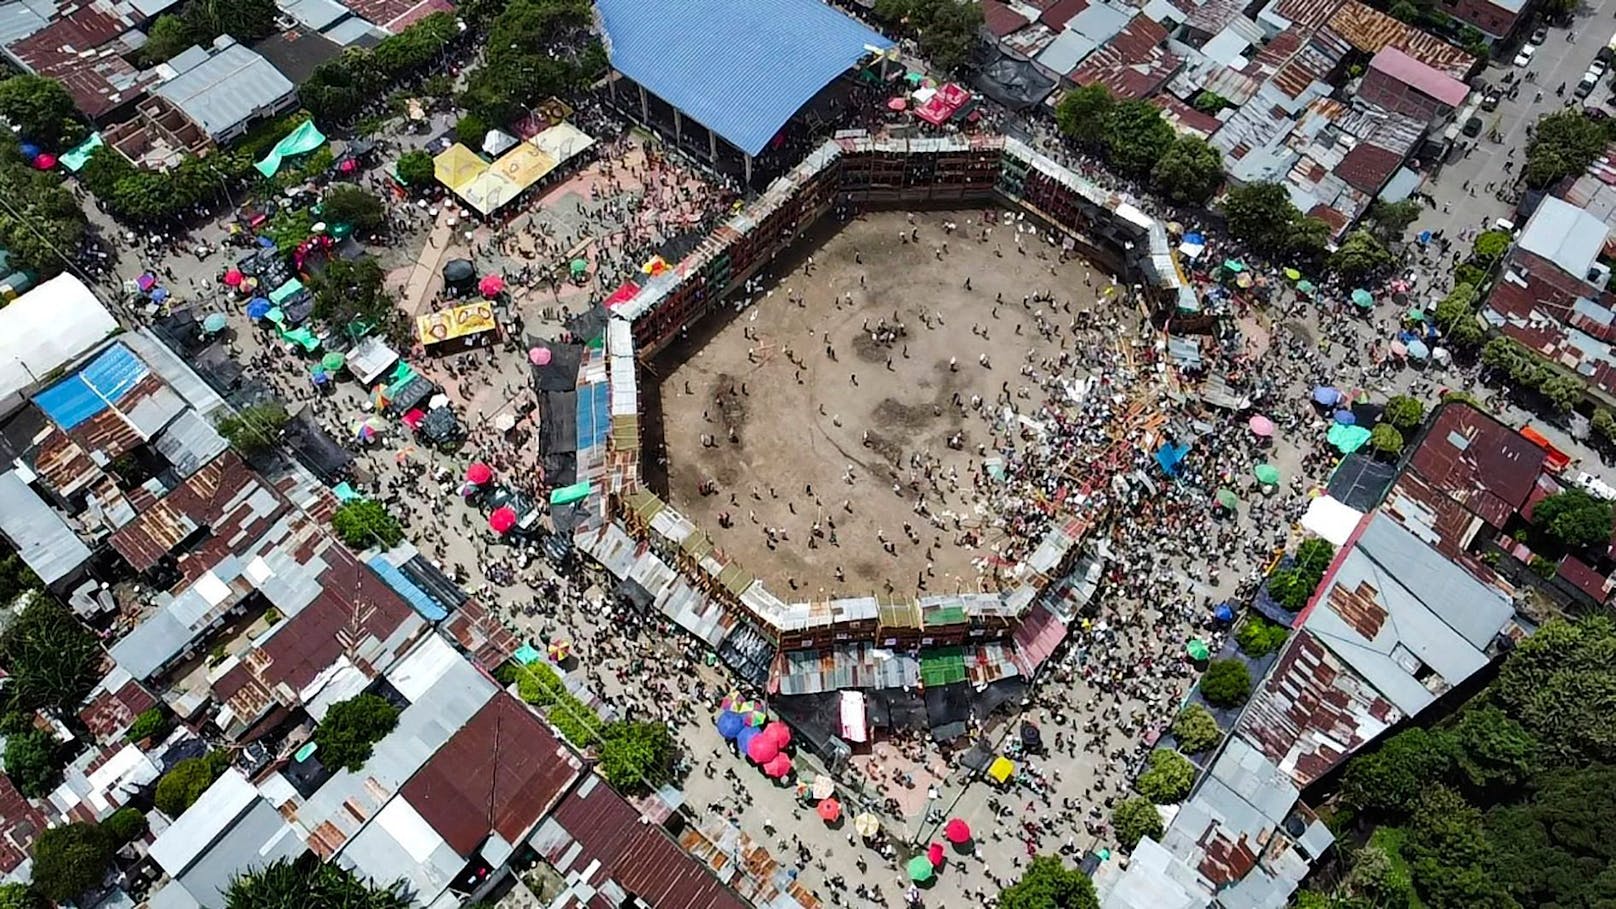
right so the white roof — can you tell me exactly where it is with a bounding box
[1518,196,1610,283]
[149,769,258,876]
[0,274,117,418]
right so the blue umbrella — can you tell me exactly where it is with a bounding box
[19,143,40,160]
[150,287,170,303]
[716,710,744,740]
[1311,386,1340,406]
[246,297,272,319]
[1213,603,1235,623]
[257,236,276,248]
[1333,410,1356,425]
[1407,340,1430,360]
[310,368,330,386]
[737,724,761,756]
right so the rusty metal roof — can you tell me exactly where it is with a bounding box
[78,671,158,743]
[1333,142,1401,194]
[1402,402,1546,526]
[107,452,274,574]
[0,772,47,873]
[1269,0,1346,31]
[1071,16,1179,99]
[402,694,582,855]
[1323,1,1475,79]
[4,6,152,118]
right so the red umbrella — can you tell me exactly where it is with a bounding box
[764,721,792,749]
[747,733,780,764]
[32,153,56,170]
[887,97,907,111]
[479,274,505,297]
[465,462,493,485]
[763,753,793,777]
[489,506,517,534]
[944,818,971,844]
[927,842,945,867]
[817,797,842,823]
[223,268,244,287]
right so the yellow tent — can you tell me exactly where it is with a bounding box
[987,756,1015,784]
[433,143,486,193]
[492,142,557,193]
[458,170,522,216]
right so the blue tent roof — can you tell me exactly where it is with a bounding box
[597,0,892,156]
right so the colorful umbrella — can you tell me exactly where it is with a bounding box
[1247,414,1274,437]
[817,798,842,822]
[1283,267,1302,281]
[763,753,793,778]
[764,721,792,748]
[1333,410,1356,425]
[321,351,345,372]
[1407,339,1430,360]
[1311,386,1340,406]
[944,818,971,844]
[466,462,493,485]
[1406,307,1426,322]
[716,710,744,739]
[489,506,517,534]
[1215,488,1239,510]
[1296,279,1317,296]
[529,346,552,366]
[1187,638,1211,661]
[887,97,907,111]
[1235,272,1254,289]
[927,843,945,867]
[744,709,768,727]
[223,268,244,287]
[202,313,229,333]
[854,813,880,837]
[720,692,747,712]
[811,774,835,800]
[747,733,780,764]
[907,856,935,882]
[1351,288,1374,308]
[1222,259,1245,273]
[246,298,272,319]
[1254,463,1280,486]
[547,639,571,662]
[479,274,505,296]
[570,258,589,276]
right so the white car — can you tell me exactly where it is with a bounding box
[1514,44,1535,67]
[1591,59,1610,78]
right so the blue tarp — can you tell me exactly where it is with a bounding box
[595,0,892,156]
[576,381,610,450]
[366,555,448,621]
[513,643,542,665]
[1154,441,1191,477]
[35,343,149,430]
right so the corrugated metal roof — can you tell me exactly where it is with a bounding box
[1518,196,1610,282]
[1368,46,1468,107]
[0,469,91,584]
[153,38,294,139]
[596,0,891,156]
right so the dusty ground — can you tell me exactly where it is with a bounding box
[650,209,1112,598]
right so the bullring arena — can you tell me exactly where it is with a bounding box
[566,134,1192,689]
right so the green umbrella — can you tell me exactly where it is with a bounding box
[1222,259,1245,273]
[1186,638,1211,661]
[1283,267,1302,281]
[569,258,589,276]
[321,351,345,371]
[1296,280,1316,296]
[905,71,925,86]
[1254,463,1280,485]
[1216,488,1239,510]
[1351,288,1374,308]
[907,856,935,882]
[1405,307,1426,322]
[202,312,229,333]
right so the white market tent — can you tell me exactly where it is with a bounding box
[0,274,118,418]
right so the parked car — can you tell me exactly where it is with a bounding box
[1515,44,1535,67]
[1531,25,1548,44]
[1482,89,1503,110]
[1463,116,1484,137]
[1591,59,1610,78]
[1577,75,1598,99]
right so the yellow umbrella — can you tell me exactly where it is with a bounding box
[987,756,1015,783]
[854,813,880,837]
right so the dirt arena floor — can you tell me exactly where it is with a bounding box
[647,209,1116,598]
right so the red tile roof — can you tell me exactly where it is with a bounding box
[1334,141,1403,194]
[403,694,581,854]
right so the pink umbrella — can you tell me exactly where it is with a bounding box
[747,733,780,764]
[489,506,517,534]
[479,274,505,296]
[1390,340,1408,357]
[32,153,56,170]
[465,462,493,485]
[223,269,244,287]
[927,842,945,867]
[1247,415,1274,437]
[763,754,793,778]
[339,158,358,173]
[887,97,908,111]
[764,721,792,749]
[529,346,552,366]
[944,818,971,844]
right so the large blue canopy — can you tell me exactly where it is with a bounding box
[598,0,893,156]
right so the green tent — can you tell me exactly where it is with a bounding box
[549,481,592,505]
[270,278,305,305]
[255,120,327,178]
[60,132,104,172]
[282,327,319,352]
[1327,423,1373,454]
[264,307,286,327]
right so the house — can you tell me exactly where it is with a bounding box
[152,38,297,144]
[147,769,304,909]
[1359,46,1469,123]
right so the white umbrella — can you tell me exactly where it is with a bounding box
[811,774,835,800]
[428,393,450,410]
[493,413,517,431]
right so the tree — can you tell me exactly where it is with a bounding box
[154,752,232,816]
[1524,110,1609,190]
[1111,797,1162,849]
[871,0,982,73]
[322,185,386,233]
[141,14,198,64]
[313,693,400,771]
[1483,765,1616,909]
[1339,728,1458,815]
[1235,615,1289,657]
[30,823,113,902]
[0,134,89,277]
[1370,424,1405,458]
[1404,786,1512,909]
[1367,199,1422,238]
[1152,136,1223,205]
[1533,488,1613,549]
[2,730,61,798]
[0,883,40,909]
[1054,85,1113,150]
[1343,843,1415,909]
[396,149,436,188]
[224,857,409,909]
[1221,182,1311,260]
[597,721,675,794]
[1493,617,1616,763]
[1594,408,1616,444]
[1452,706,1538,790]
[0,597,101,716]
[1433,283,1485,347]
[102,808,146,845]
[1171,705,1221,754]
[0,549,40,607]
[1472,229,1511,264]
[127,707,170,743]
[1136,749,1195,803]
[216,401,290,458]
[1102,100,1175,179]
[183,0,279,44]
[1382,395,1425,432]
[454,113,488,148]
[0,75,86,149]
[309,257,400,336]
[1199,659,1251,707]
[997,855,1100,909]
[1538,373,1583,412]
[1329,229,1394,282]
[1190,90,1230,113]
[330,499,404,550]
